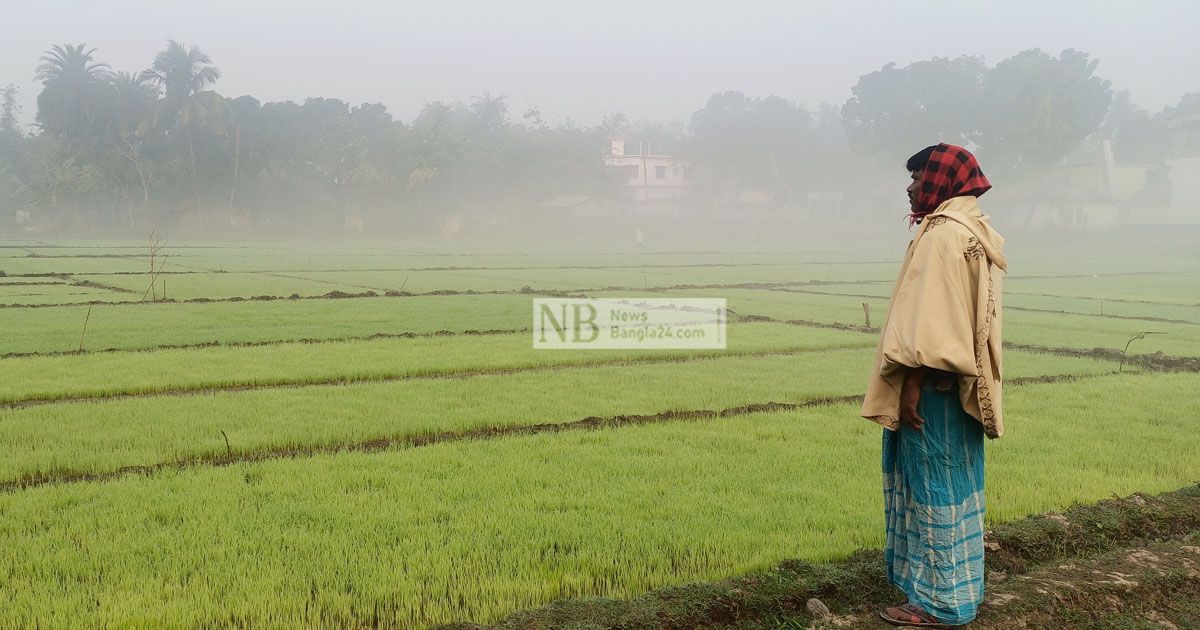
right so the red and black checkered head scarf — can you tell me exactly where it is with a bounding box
[909,143,992,227]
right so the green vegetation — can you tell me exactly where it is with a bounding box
[0,26,1194,626]
[1,374,1197,628]
[0,347,1116,486]
[666,284,1200,356]
[0,293,537,355]
[5,250,891,273]
[65,264,896,300]
[69,271,379,300]
[1006,291,1200,323]
[0,282,130,306]
[0,322,868,405]
[1004,309,1200,356]
[0,240,1196,628]
[1008,273,1200,303]
[669,288,890,326]
[0,255,168,274]
[464,485,1200,630]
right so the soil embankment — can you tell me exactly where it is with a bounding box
[442,485,1200,629]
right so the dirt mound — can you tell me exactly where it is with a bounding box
[320,290,378,299]
[1010,343,1200,372]
[439,485,1200,630]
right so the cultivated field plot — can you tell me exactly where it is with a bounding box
[0,238,1197,628]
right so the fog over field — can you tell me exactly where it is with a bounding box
[0,0,1198,247]
[1,4,1199,628]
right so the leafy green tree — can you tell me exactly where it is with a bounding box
[7,39,626,234]
[107,72,159,135]
[0,84,20,136]
[34,44,111,138]
[0,84,25,177]
[1098,91,1169,165]
[0,162,27,224]
[687,91,815,207]
[1157,93,1200,158]
[31,45,115,226]
[842,50,1112,176]
[103,71,160,220]
[841,56,988,165]
[1159,93,1200,122]
[980,48,1112,172]
[23,140,105,226]
[141,40,226,223]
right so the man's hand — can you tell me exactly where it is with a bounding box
[899,366,928,431]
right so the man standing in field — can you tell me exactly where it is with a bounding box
[862,143,1006,627]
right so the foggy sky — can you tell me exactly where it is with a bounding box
[3,0,1198,128]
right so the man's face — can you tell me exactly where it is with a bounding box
[906,170,922,212]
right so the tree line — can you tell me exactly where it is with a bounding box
[0,41,624,234]
[0,42,1193,234]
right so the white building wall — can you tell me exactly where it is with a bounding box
[603,155,685,189]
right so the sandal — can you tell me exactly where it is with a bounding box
[879,602,953,628]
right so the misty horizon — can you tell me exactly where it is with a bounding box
[2,5,1200,627]
[3,0,1199,128]
[3,1,1198,240]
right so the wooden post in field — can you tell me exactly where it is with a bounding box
[78,305,93,352]
[862,302,871,328]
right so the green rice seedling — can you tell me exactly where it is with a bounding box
[616,288,892,326]
[1006,273,1200,304]
[0,322,869,405]
[0,284,134,306]
[65,272,373,300]
[0,347,1114,485]
[0,293,539,355]
[0,256,161,275]
[0,373,1195,628]
[1004,309,1200,356]
[1004,291,1200,323]
[250,262,899,295]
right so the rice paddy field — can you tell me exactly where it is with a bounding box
[1,237,1198,628]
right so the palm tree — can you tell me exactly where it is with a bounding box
[140,40,225,224]
[108,71,159,135]
[106,72,160,219]
[34,44,110,138]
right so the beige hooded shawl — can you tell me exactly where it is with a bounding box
[861,195,1008,438]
